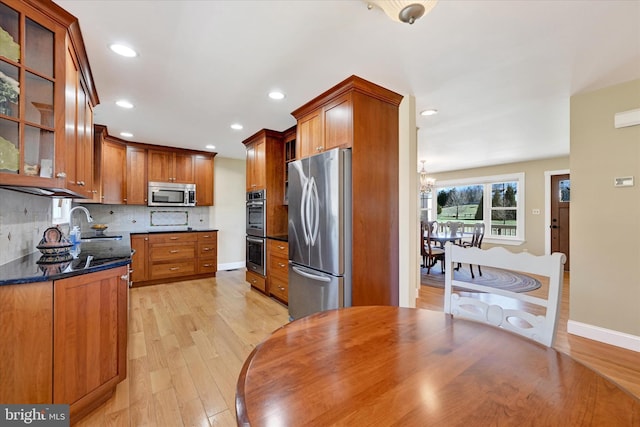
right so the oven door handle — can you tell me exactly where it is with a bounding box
[247,201,264,207]
[247,236,265,244]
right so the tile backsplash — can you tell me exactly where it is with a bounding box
[0,189,54,265]
[0,188,212,266]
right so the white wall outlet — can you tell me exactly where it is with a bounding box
[614,176,634,187]
[532,209,540,215]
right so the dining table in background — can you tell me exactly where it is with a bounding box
[236,306,640,426]
[428,231,469,247]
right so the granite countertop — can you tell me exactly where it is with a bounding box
[130,227,219,235]
[0,233,132,286]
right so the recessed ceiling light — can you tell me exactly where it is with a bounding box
[116,100,134,109]
[230,123,243,130]
[109,44,138,58]
[120,132,133,138]
[206,144,216,150]
[420,109,438,116]
[268,91,285,100]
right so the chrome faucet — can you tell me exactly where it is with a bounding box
[68,205,94,236]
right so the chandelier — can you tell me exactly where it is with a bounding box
[366,1,439,25]
[419,160,435,193]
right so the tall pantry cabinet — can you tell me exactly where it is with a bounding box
[291,75,403,306]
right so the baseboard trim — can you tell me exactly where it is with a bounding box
[567,320,640,352]
[218,261,246,271]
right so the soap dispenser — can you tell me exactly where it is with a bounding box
[70,226,81,244]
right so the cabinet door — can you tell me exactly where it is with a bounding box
[53,267,128,409]
[194,155,214,206]
[130,234,148,284]
[0,281,53,404]
[246,143,256,191]
[253,139,266,189]
[324,93,353,151]
[147,150,173,182]
[297,109,323,159]
[174,152,195,183]
[126,146,147,204]
[101,140,126,204]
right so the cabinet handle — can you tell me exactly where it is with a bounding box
[78,181,85,186]
[123,198,127,202]
[170,237,179,240]
[169,250,179,253]
[56,172,67,178]
[144,237,148,241]
[203,235,210,238]
[120,275,128,281]
[92,190,97,194]
[169,267,179,271]
[278,245,285,250]
[278,263,286,268]
[278,286,285,291]
[202,247,211,251]
[316,147,322,152]
[203,263,212,267]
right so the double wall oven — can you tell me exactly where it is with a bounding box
[246,190,266,275]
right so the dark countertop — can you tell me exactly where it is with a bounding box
[130,228,219,235]
[0,233,132,286]
[267,234,288,242]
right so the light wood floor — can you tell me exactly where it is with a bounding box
[77,269,639,426]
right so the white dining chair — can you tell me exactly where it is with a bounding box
[443,243,566,347]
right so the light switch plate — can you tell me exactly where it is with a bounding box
[614,176,634,187]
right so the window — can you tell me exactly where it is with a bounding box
[419,191,433,223]
[435,173,525,243]
[52,198,71,224]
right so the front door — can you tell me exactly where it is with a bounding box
[551,174,570,271]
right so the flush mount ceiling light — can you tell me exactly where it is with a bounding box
[420,109,438,116]
[367,0,438,24]
[268,91,285,100]
[206,144,216,150]
[120,132,133,138]
[230,123,243,130]
[116,99,134,109]
[109,43,137,57]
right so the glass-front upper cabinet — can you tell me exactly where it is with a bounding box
[0,0,57,179]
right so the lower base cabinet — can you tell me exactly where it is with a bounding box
[246,270,266,293]
[268,240,289,304]
[0,266,129,424]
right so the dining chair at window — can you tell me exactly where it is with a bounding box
[421,221,445,274]
[445,221,465,245]
[443,243,566,347]
[462,222,485,278]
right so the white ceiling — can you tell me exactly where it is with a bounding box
[54,0,640,173]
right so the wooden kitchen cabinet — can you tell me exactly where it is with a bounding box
[100,138,126,204]
[133,231,217,286]
[0,0,98,196]
[295,93,352,159]
[296,109,323,159]
[194,154,214,206]
[130,233,148,284]
[126,145,147,204]
[0,281,53,404]
[197,231,217,274]
[148,149,195,183]
[246,270,266,293]
[245,138,266,191]
[242,129,287,236]
[268,239,289,303]
[53,266,128,421]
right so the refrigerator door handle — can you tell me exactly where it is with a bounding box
[308,177,319,245]
[292,265,332,283]
[300,178,309,245]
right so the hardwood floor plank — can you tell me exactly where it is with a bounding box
[179,397,212,427]
[152,388,184,427]
[208,409,237,427]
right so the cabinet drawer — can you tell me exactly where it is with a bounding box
[148,233,197,244]
[246,270,266,292]
[197,232,217,242]
[150,243,195,262]
[268,239,288,257]
[198,259,217,274]
[150,261,196,279]
[269,255,289,282]
[198,242,217,257]
[270,276,288,303]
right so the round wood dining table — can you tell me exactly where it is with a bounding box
[236,306,639,426]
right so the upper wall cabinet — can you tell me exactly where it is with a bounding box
[0,0,98,196]
[148,149,194,184]
[194,154,214,206]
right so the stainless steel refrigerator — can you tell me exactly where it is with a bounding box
[288,148,352,320]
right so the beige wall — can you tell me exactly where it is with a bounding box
[212,156,246,269]
[431,156,569,255]
[570,79,640,336]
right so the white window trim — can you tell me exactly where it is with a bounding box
[435,172,525,245]
[52,199,71,225]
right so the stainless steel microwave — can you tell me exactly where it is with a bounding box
[148,181,196,206]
